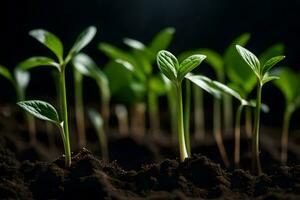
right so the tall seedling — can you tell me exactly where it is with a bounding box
[18,26,97,167]
[236,45,285,174]
[157,50,206,161]
[272,67,300,164]
[73,53,110,148]
[0,65,36,143]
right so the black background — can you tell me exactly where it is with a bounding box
[0,0,299,128]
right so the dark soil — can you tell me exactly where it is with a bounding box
[1,130,300,199]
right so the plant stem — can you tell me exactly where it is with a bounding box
[60,67,71,167]
[281,107,292,164]
[252,83,262,175]
[245,107,252,138]
[95,121,109,162]
[194,85,205,141]
[148,89,160,133]
[213,98,230,167]
[224,95,233,135]
[74,70,86,148]
[184,79,191,156]
[234,104,243,167]
[176,83,189,162]
[131,102,146,136]
[115,104,129,135]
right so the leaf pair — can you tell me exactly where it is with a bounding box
[156,50,206,83]
[236,45,285,85]
[19,26,97,71]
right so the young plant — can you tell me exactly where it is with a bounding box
[0,65,36,144]
[18,26,97,167]
[272,67,300,164]
[236,45,285,174]
[100,27,175,134]
[156,50,206,162]
[88,108,109,161]
[72,53,110,148]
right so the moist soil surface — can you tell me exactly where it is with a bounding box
[1,128,300,200]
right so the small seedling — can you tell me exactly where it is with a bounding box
[0,64,36,143]
[272,67,300,164]
[88,108,109,161]
[73,53,110,148]
[18,26,97,167]
[236,45,285,174]
[157,50,206,161]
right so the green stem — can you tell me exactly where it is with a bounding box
[60,67,71,167]
[96,122,109,162]
[148,89,160,133]
[252,83,262,175]
[176,83,188,162]
[193,85,205,140]
[281,107,292,164]
[245,107,252,138]
[74,70,86,148]
[184,79,191,156]
[234,104,243,167]
[213,98,230,167]
[224,95,233,134]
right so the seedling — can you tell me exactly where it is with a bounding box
[272,67,300,164]
[88,108,109,161]
[156,50,206,161]
[236,45,285,174]
[18,26,97,167]
[100,27,175,134]
[72,53,110,148]
[0,64,36,143]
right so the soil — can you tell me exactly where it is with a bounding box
[1,106,300,199]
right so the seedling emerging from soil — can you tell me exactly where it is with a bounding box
[18,26,97,167]
[73,53,110,148]
[272,67,300,164]
[156,50,206,161]
[0,65,36,143]
[88,108,109,161]
[236,45,285,174]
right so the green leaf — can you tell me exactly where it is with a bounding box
[73,53,110,100]
[14,68,30,90]
[259,43,284,65]
[17,100,61,125]
[148,27,175,55]
[29,29,64,63]
[178,54,206,82]
[115,58,147,82]
[261,73,279,85]
[99,43,136,65]
[149,74,168,95]
[156,50,178,82]
[272,67,299,103]
[210,80,245,103]
[67,26,97,60]
[236,45,260,78]
[0,65,14,82]
[186,74,222,98]
[262,56,285,75]
[224,33,255,94]
[123,38,146,50]
[17,56,59,71]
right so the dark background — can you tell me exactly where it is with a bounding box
[0,0,299,128]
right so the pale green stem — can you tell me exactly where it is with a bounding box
[167,86,177,143]
[176,83,188,162]
[245,107,252,138]
[60,67,71,167]
[252,82,262,175]
[148,89,160,133]
[184,79,191,156]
